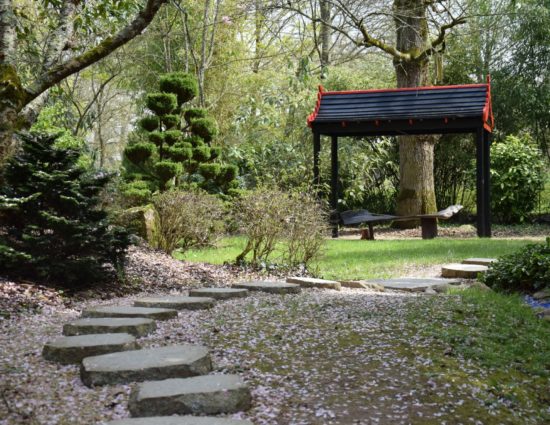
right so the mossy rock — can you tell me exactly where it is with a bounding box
[114,205,160,248]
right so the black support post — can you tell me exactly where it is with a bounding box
[476,128,492,237]
[331,135,339,238]
[313,132,321,187]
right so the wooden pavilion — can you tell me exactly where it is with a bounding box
[307,77,494,238]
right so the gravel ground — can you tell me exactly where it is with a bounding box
[1,246,546,425]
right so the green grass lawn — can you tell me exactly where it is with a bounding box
[176,235,540,280]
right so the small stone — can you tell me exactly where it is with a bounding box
[432,283,453,293]
[286,277,341,291]
[533,289,550,301]
[80,344,211,387]
[129,375,251,417]
[188,288,248,300]
[42,333,138,364]
[63,318,156,337]
[339,280,385,291]
[441,263,488,279]
[106,417,254,425]
[462,258,497,266]
[134,296,215,310]
[81,306,177,321]
[466,281,493,292]
[424,288,437,295]
[232,281,301,294]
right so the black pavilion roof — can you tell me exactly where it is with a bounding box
[307,82,494,135]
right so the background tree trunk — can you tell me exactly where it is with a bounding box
[393,0,437,226]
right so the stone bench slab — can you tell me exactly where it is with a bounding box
[232,281,301,294]
[63,318,156,338]
[106,417,254,425]
[188,288,248,300]
[441,263,488,279]
[462,258,496,266]
[134,296,215,311]
[81,306,177,321]
[80,344,211,387]
[364,278,461,292]
[129,375,251,417]
[42,333,139,364]
[286,277,341,291]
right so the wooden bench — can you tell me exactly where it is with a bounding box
[339,205,463,240]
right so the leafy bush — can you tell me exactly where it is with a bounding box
[0,133,129,288]
[491,135,545,223]
[121,180,153,207]
[481,238,550,292]
[152,190,225,254]
[159,72,198,105]
[146,92,177,116]
[233,187,327,268]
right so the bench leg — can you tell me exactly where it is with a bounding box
[420,218,438,239]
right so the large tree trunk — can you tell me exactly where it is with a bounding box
[393,0,437,226]
[319,0,331,78]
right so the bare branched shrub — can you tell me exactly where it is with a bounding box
[233,187,327,268]
[152,190,224,254]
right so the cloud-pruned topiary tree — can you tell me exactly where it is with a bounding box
[122,72,237,203]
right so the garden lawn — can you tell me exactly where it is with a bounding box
[177,236,538,280]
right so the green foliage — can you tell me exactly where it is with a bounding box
[0,133,129,288]
[146,92,177,115]
[154,161,181,184]
[199,163,221,180]
[124,142,154,164]
[148,131,165,146]
[120,180,153,207]
[210,146,222,160]
[190,117,219,142]
[159,72,198,106]
[481,238,550,293]
[139,116,159,132]
[220,164,238,183]
[184,108,207,124]
[162,114,180,129]
[167,143,192,162]
[152,190,224,254]
[192,145,211,162]
[491,135,545,223]
[163,130,181,146]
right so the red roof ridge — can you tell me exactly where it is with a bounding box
[322,82,488,96]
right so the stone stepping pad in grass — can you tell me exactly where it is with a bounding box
[129,375,251,417]
[462,258,497,266]
[63,318,156,338]
[81,306,177,321]
[364,278,461,292]
[134,296,215,310]
[232,281,301,294]
[286,277,341,291]
[188,288,248,300]
[106,417,254,425]
[42,333,139,365]
[441,263,488,279]
[80,344,212,387]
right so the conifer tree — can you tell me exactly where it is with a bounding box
[122,72,238,203]
[0,133,129,287]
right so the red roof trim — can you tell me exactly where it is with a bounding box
[322,83,488,96]
[307,85,324,127]
[482,75,494,132]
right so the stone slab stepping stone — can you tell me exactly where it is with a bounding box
[81,344,211,387]
[106,417,254,425]
[188,288,248,300]
[232,281,301,294]
[364,278,461,292]
[286,276,341,291]
[42,333,139,364]
[63,318,156,338]
[81,306,177,321]
[462,258,496,266]
[129,375,251,417]
[441,263,488,279]
[339,280,385,291]
[134,296,215,311]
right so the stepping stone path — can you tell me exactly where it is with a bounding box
[365,277,461,292]
[232,280,301,294]
[42,333,138,364]
[81,305,177,321]
[462,258,496,266]
[81,344,212,387]
[189,288,248,300]
[339,280,385,291]
[106,417,254,425]
[129,375,252,417]
[134,296,215,310]
[63,317,156,337]
[286,276,341,291]
[441,263,488,279]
